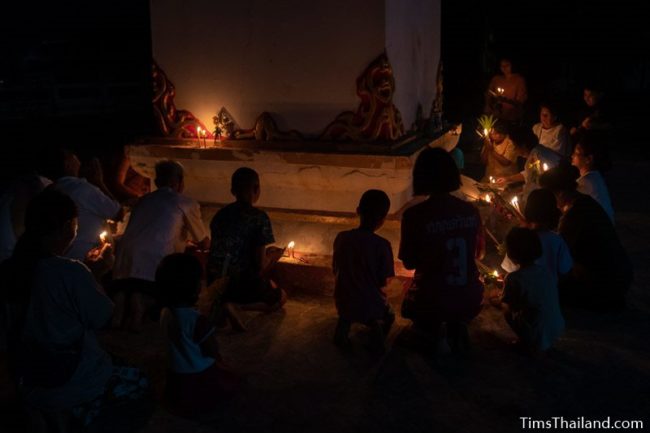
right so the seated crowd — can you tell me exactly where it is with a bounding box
[0,73,632,429]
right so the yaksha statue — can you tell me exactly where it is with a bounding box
[321,52,404,142]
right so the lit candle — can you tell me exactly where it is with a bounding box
[202,129,207,148]
[491,270,499,278]
[489,176,495,184]
[484,194,491,203]
[196,127,202,147]
[542,163,549,172]
[497,87,504,95]
[483,128,489,138]
[287,241,295,258]
[510,196,520,213]
[99,231,108,244]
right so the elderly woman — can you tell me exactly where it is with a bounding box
[399,148,485,354]
[539,164,632,311]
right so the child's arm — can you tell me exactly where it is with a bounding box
[194,314,222,361]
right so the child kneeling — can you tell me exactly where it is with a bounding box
[332,190,395,353]
[502,227,565,354]
[157,253,242,417]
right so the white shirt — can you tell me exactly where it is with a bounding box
[532,123,570,158]
[22,256,113,409]
[577,171,614,223]
[160,307,215,374]
[113,187,208,281]
[54,177,121,261]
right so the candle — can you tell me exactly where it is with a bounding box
[202,129,207,148]
[99,231,108,244]
[196,127,202,147]
[510,196,521,213]
[497,87,504,95]
[484,194,491,203]
[491,270,499,278]
[489,176,495,184]
[287,241,295,258]
[483,128,489,137]
[542,163,549,172]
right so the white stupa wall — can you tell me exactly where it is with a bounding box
[150,0,440,136]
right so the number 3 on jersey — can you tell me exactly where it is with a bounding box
[445,237,467,286]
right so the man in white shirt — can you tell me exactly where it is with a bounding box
[53,150,123,261]
[112,160,209,330]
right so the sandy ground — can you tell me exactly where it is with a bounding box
[1,149,649,432]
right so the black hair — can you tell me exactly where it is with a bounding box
[412,147,461,195]
[155,160,184,188]
[524,189,561,230]
[156,253,203,307]
[3,188,78,306]
[539,101,560,117]
[492,122,509,135]
[231,167,260,197]
[358,189,390,226]
[575,131,612,172]
[506,227,542,266]
[539,162,580,193]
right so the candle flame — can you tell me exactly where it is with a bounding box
[99,231,108,243]
[492,270,499,278]
[510,196,519,206]
[484,194,491,203]
[489,176,495,184]
[483,128,489,137]
[287,241,295,249]
[542,163,549,172]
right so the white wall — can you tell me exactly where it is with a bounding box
[386,0,440,130]
[151,0,439,136]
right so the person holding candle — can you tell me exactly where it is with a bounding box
[481,122,519,182]
[332,189,395,353]
[484,58,528,123]
[501,189,573,291]
[496,127,563,202]
[112,160,209,331]
[399,148,485,355]
[0,189,151,431]
[206,167,286,316]
[52,149,123,262]
[539,163,632,311]
[500,227,565,354]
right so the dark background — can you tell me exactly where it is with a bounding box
[1,0,648,181]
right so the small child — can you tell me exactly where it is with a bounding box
[157,253,241,417]
[332,189,395,353]
[501,227,565,354]
[206,167,286,313]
